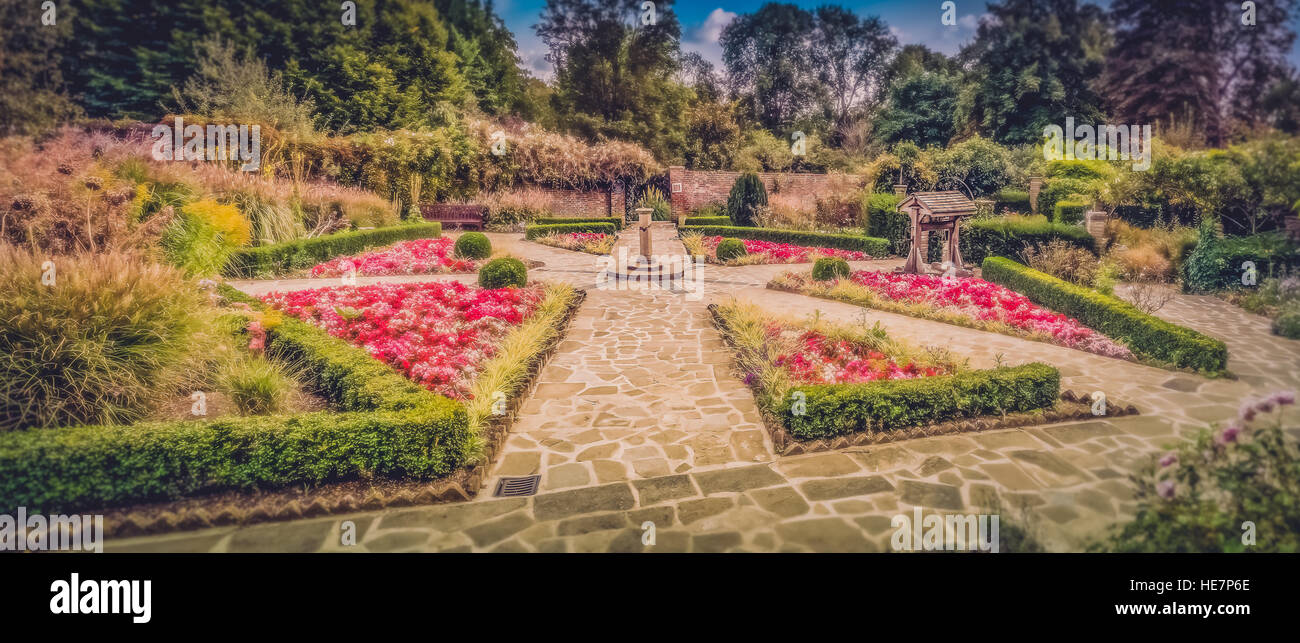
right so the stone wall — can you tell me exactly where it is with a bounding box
[666,166,865,215]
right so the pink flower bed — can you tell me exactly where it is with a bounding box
[261,281,543,399]
[702,236,869,263]
[770,324,947,384]
[847,271,1134,359]
[310,238,477,277]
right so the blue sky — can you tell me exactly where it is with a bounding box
[494,0,1300,80]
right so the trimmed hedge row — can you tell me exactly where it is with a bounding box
[0,285,471,513]
[679,225,892,256]
[776,363,1061,438]
[524,222,618,239]
[993,189,1032,214]
[223,222,442,278]
[682,216,732,226]
[982,257,1228,374]
[1053,200,1088,225]
[532,216,624,230]
[957,218,1096,263]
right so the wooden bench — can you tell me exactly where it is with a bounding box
[419,203,486,230]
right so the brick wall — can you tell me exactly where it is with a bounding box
[666,166,866,215]
[532,186,624,217]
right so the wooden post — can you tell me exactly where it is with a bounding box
[904,205,922,274]
[1029,176,1043,215]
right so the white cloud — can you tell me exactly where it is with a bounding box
[691,8,737,45]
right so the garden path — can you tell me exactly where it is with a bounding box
[116,229,1300,552]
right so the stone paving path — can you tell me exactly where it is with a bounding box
[110,228,1300,553]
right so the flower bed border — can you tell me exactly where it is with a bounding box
[982,257,1229,376]
[680,225,891,256]
[223,222,443,278]
[706,304,1137,455]
[0,284,585,538]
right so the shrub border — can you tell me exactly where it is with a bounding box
[532,216,625,230]
[524,222,618,239]
[679,225,891,256]
[982,257,1229,375]
[223,222,442,278]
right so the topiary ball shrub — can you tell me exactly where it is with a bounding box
[454,231,492,259]
[478,256,527,289]
[716,238,748,262]
[1273,306,1300,339]
[726,172,768,227]
[812,257,851,281]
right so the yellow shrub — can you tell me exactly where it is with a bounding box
[182,198,251,246]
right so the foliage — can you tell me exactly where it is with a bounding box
[0,0,82,136]
[982,256,1229,374]
[533,216,624,230]
[812,257,851,281]
[679,225,890,256]
[637,185,672,221]
[993,189,1032,214]
[524,222,617,239]
[931,136,1015,197]
[863,192,909,254]
[1022,239,1099,287]
[218,354,297,416]
[683,216,732,226]
[453,231,492,259]
[224,222,442,277]
[532,232,617,255]
[960,216,1097,264]
[161,198,252,276]
[0,247,212,431]
[478,256,528,288]
[716,238,749,262]
[776,363,1060,439]
[1098,393,1299,552]
[1181,219,1231,292]
[726,172,769,227]
[173,37,318,139]
[1053,200,1088,225]
[874,71,959,147]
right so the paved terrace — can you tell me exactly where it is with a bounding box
[114,226,1300,552]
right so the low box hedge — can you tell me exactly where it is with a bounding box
[993,189,1032,214]
[776,363,1061,439]
[524,222,618,239]
[1053,200,1088,225]
[982,257,1228,374]
[0,285,471,513]
[223,222,442,278]
[682,216,732,226]
[532,216,624,230]
[678,225,891,257]
[958,218,1096,264]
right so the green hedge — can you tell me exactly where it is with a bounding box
[776,363,1060,439]
[532,216,624,230]
[682,216,732,226]
[982,257,1228,374]
[993,189,1032,214]
[1053,200,1088,225]
[679,225,891,256]
[0,286,471,513]
[524,222,618,239]
[958,218,1096,263]
[864,193,908,254]
[223,222,442,278]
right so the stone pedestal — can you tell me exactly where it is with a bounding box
[1029,176,1043,215]
[1084,210,1107,241]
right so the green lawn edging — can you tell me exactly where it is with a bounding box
[532,216,625,230]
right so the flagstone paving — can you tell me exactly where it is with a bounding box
[109,227,1300,553]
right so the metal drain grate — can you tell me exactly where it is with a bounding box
[493,475,541,497]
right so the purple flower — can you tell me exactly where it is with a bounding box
[1217,423,1243,445]
[1159,453,1177,468]
[1239,401,1257,422]
[1274,390,1296,406]
[1157,480,1176,499]
[1256,398,1276,414]
[743,372,756,386]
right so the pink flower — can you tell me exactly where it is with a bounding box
[1157,480,1176,499]
[1239,401,1257,422]
[1217,424,1242,445]
[1275,390,1297,406]
[1159,453,1177,468]
[1256,398,1276,414]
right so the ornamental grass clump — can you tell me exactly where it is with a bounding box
[0,245,213,431]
